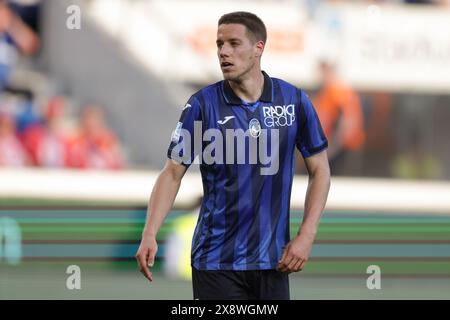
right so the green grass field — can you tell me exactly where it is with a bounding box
[2,263,449,300]
[1,202,450,299]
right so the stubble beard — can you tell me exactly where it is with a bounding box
[222,60,256,84]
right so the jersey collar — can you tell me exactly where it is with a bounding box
[222,71,273,105]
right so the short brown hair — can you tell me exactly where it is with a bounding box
[218,11,267,44]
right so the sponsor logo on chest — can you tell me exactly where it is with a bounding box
[262,104,295,127]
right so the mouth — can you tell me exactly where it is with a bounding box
[221,62,234,71]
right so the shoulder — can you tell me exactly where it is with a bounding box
[191,81,222,104]
[271,77,305,98]
[272,78,313,114]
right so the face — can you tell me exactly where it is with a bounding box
[319,62,334,85]
[216,23,264,81]
[81,106,105,136]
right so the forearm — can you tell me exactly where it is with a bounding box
[278,157,330,273]
[298,169,330,238]
[142,169,183,239]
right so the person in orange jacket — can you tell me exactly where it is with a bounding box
[313,61,365,167]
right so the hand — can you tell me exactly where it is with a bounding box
[276,233,315,273]
[135,235,158,282]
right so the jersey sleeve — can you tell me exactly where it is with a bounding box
[296,90,328,158]
[167,95,202,167]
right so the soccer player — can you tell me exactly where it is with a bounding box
[136,11,330,300]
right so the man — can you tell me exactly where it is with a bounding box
[136,11,330,300]
[313,61,365,173]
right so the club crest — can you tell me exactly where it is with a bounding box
[249,118,261,138]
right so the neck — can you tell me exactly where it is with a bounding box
[228,67,264,103]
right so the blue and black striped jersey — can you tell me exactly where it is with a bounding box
[168,71,328,271]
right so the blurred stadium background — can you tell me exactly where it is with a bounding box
[1,0,450,299]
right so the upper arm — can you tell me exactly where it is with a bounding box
[167,95,202,167]
[304,149,330,177]
[162,159,188,183]
[296,90,328,158]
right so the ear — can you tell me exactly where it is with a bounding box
[255,40,265,58]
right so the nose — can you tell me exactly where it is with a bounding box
[218,43,231,58]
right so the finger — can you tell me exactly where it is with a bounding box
[137,250,148,270]
[293,259,303,272]
[137,250,153,281]
[147,249,155,267]
[286,257,298,273]
[278,247,288,265]
[299,259,307,271]
[140,267,153,282]
[286,258,298,274]
[146,250,155,282]
[276,254,287,271]
[278,254,294,273]
[140,263,153,282]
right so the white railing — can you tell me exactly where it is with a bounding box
[1,168,450,214]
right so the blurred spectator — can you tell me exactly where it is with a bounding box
[21,96,70,167]
[67,105,125,170]
[0,0,39,91]
[0,111,28,166]
[15,98,40,133]
[313,61,366,172]
[7,0,41,34]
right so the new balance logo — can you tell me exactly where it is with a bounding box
[217,116,235,125]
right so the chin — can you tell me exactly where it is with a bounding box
[222,71,241,82]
